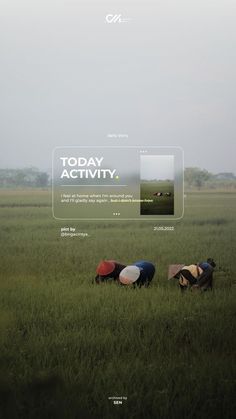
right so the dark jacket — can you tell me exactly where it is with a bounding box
[133,260,155,287]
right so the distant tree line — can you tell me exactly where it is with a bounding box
[0,166,235,189]
[0,168,49,188]
[185,167,236,190]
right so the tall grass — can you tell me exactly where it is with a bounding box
[0,190,235,418]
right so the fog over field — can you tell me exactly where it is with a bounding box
[141,155,174,181]
[1,0,236,173]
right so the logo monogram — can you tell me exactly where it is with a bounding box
[105,14,132,24]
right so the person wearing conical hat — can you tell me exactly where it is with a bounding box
[119,260,155,287]
[168,264,203,290]
[95,260,126,284]
[168,258,216,291]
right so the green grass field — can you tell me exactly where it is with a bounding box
[0,189,236,419]
[140,181,174,215]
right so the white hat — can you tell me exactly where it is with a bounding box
[119,266,140,285]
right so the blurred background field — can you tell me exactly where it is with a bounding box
[0,189,236,419]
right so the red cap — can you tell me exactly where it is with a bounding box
[96,260,116,276]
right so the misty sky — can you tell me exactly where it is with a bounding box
[0,0,236,173]
[141,155,174,180]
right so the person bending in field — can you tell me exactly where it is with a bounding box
[95,260,126,284]
[194,258,216,290]
[119,260,155,288]
[168,258,216,291]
